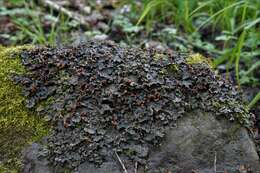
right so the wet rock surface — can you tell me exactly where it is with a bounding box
[13,41,259,172]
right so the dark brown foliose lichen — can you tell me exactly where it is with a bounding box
[13,41,252,170]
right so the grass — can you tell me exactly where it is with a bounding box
[248,92,260,110]
[0,0,72,46]
[135,0,260,108]
[12,2,71,46]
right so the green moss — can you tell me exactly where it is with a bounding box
[166,64,179,73]
[159,64,179,76]
[186,53,213,68]
[0,165,17,173]
[0,46,49,172]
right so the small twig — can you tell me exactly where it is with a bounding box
[214,151,217,173]
[134,162,138,173]
[40,0,88,26]
[115,151,128,173]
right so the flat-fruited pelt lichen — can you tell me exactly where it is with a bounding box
[13,41,252,170]
[0,46,49,172]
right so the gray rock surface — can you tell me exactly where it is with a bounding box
[22,143,52,173]
[147,110,260,173]
[22,110,260,173]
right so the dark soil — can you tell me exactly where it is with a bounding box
[13,41,252,171]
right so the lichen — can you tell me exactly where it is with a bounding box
[0,45,49,172]
[13,41,251,170]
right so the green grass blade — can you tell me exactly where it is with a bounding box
[243,60,260,76]
[234,17,260,33]
[248,92,260,109]
[213,49,232,67]
[189,0,215,17]
[137,0,166,25]
[197,1,245,30]
[235,30,246,86]
[245,17,260,30]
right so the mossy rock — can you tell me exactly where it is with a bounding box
[0,46,49,172]
[1,42,259,172]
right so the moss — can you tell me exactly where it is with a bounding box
[186,53,213,68]
[159,64,179,76]
[166,64,179,72]
[153,53,168,61]
[0,46,49,172]
[0,165,17,173]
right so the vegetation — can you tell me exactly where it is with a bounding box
[13,41,251,170]
[0,46,49,172]
[0,0,259,171]
[0,1,75,45]
[136,0,259,86]
[186,53,213,68]
[2,0,258,107]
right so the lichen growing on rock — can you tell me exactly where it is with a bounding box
[12,41,253,171]
[0,46,49,172]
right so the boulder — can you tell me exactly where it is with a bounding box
[147,111,260,172]
[1,42,259,172]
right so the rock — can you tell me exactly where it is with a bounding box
[22,110,260,173]
[147,110,260,173]
[22,143,71,173]
[11,41,259,172]
[22,143,52,173]
[76,161,121,173]
[93,34,108,40]
[145,40,168,51]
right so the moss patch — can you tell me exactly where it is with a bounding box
[186,53,213,68]
[0,46,49,172]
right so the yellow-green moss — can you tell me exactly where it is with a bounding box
[167,64,179,72]
[0,165,17,173]
[0,46,49,172]
[153,53,168,61]
[186,53,213,68]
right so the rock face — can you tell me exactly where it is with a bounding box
[22,143,52,173]
[11,41,258,172]
[147,111,260,173]
[23,111,260,173]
